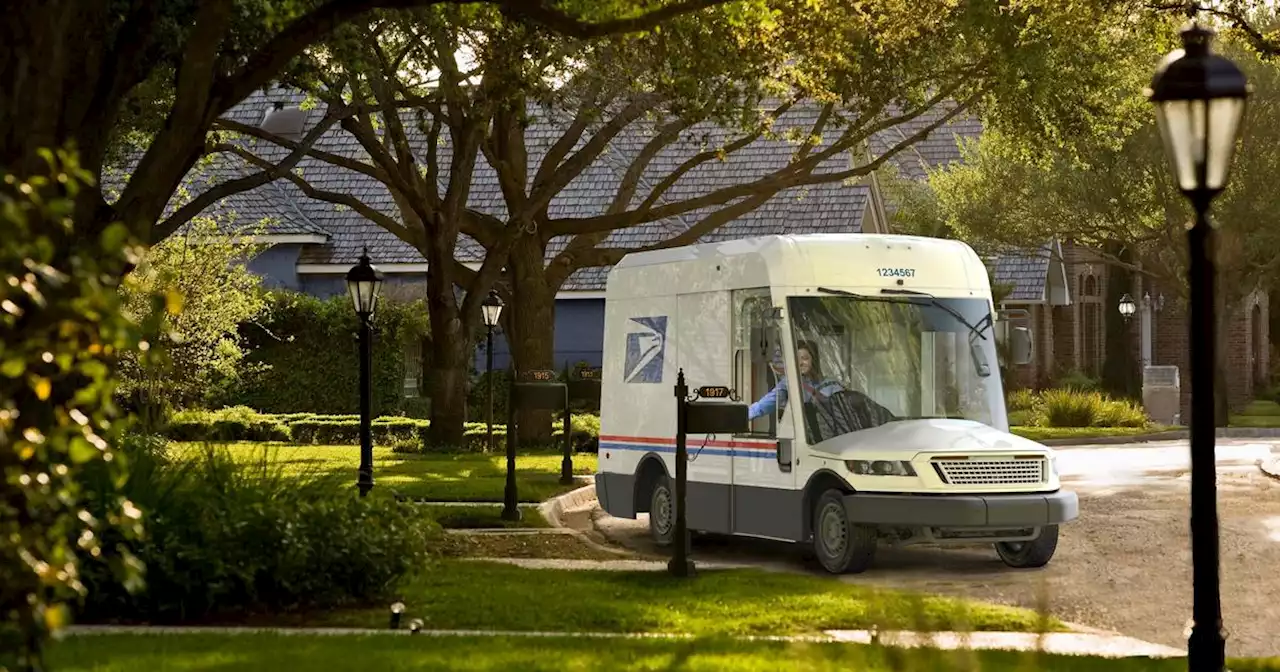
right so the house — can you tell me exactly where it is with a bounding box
[166,89,1268,415]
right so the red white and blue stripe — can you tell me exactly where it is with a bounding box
[599,434,778,459]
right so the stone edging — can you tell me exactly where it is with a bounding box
[1260,457,1280,482]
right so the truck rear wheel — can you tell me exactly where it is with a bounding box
[995,525,1059,568]
[812,489,876,574]
[648,476,675,547]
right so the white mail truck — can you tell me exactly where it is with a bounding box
[593,233,1078,574]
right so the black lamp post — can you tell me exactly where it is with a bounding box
[346,249,384,497]
[1118,293,1137,324]
[1146,19,1250,671]
[481,291,504,453]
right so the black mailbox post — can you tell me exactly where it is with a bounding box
[504,369,570,520]
[668,370,749,578]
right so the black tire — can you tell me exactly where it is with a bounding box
[811,489,877,574]
[648,476,675,547]
[995,525,1059,568]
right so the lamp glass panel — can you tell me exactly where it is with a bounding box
[1205,96,1246,190]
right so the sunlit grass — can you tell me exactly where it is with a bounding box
[167,442,597,502]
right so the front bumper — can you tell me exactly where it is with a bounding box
[842,489,1078,528]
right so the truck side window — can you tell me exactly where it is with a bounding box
[732,288,775,437]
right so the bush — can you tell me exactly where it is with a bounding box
[1031,389,1149,428]
[1036,389,1104,427]
[1096,397,1149,428]
[78,445,439,623]
[229,291,428,415]
[290,418,427,445]
[1007,409,1035,427]
[1006,389,1037,412]
[1,150,150,668]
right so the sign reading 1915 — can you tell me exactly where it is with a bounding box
[577,368,602,381]
[525,369,557,382]
[877,267,916,278]
[698,386,732,399]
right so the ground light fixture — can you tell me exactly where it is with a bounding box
[346,249,384,497]
[389,602,405,630]
[1146,17,1250,672]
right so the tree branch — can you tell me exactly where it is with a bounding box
[531,80,604,190]
[213,142,416,244]
[156,110,342,240]
[500,0,734,39]
[212,117,392,183]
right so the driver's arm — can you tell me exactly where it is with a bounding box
[749,385,779,420]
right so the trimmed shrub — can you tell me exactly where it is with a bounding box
[289,418,427,445]
[78,445,439,623]
[229,291,429,415]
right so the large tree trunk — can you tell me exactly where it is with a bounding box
[507,236,558,444]
[423,262,469,447]
[1102,245,1140,400]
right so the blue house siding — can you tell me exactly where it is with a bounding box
[247,244,304,290]
[472,298,605,373]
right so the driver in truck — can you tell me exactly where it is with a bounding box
[748,340,845,421]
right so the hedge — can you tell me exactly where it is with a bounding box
[162,407,600,453]
[227,291,429,416]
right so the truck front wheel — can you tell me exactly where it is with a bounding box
[648,476,675,547]
[995,525,1059,568]
[812,489,877,574]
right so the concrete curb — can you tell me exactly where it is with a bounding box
[1259,457,1280,481]
[539,482,598,528]
[57,624,1185,658]
[1037,427,1280,446]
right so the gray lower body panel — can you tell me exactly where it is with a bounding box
[732,487,804,540]
[842,490,1079,528]
[595,472,636,518]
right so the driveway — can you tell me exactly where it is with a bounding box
[584,440,1280,658]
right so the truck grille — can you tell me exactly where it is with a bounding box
[932,457,1047,486]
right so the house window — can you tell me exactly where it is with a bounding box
[1077,272,1102,376]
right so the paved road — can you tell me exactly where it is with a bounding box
[587,440,1280,658]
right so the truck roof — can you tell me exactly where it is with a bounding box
[605,233,990,299]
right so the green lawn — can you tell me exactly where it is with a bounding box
[287,560,1061,636]
[42,633,1280,671]
[1010,426,1176,442]
[168,442,597,502]
[1230,400,1280,428]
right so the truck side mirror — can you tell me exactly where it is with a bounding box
[1010,326,1033,366]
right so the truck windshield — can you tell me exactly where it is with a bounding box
[785,294,1007,445]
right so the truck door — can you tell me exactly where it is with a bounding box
[729,289,801,541]
[675,291,733,535]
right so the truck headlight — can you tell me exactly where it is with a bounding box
[846,460,916,477]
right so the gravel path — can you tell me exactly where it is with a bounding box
[584,441,1280,658]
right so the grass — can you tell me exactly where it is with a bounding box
[418,504,551,529]
[292,560,1064,636]
[167,442,597,502]
[42,633,1280,671]
[1009,426,1175,442]
[1230,399,1280,427]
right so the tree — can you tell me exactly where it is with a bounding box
[0,0,740,260]
[206,0,1159,443]
[117,216,268,420]
[910,30,1280,420]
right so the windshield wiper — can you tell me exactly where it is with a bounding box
[880,288,991,342]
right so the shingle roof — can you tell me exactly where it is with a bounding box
[991,242,1057,303]
[185,89,986,290]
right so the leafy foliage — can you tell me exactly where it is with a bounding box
[229,291,429,415]
[1024,388,1149,428]
[117,216,268,418]
[77,444,439,623]
[0,150,151,670]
